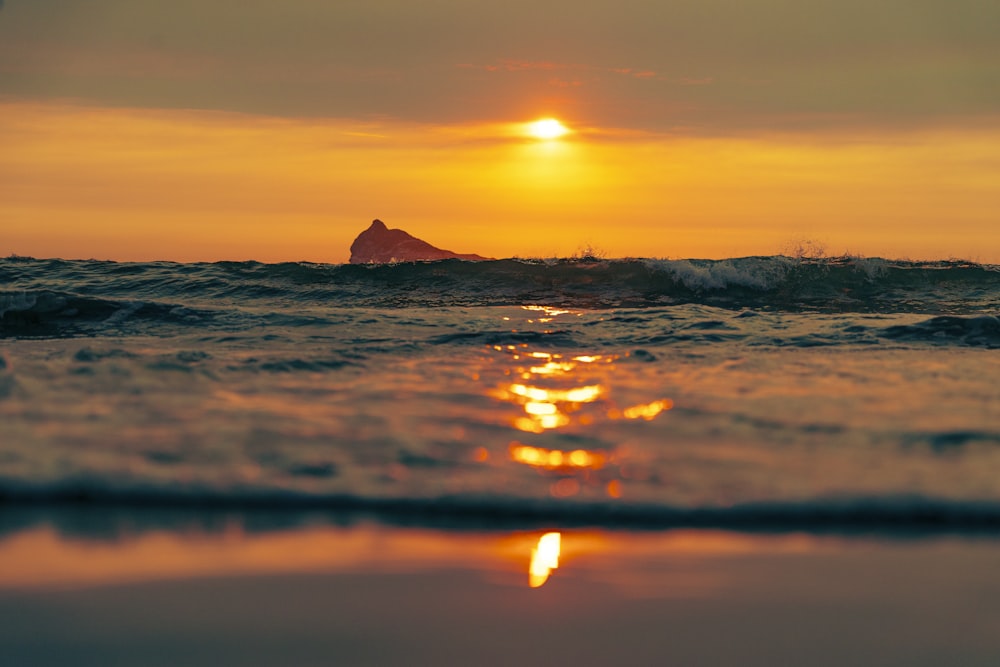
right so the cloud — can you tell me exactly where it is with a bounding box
[1,1,998,135]
[460,59,665,81]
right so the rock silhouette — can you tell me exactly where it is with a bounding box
[349,219,490,264]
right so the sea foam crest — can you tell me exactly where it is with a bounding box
[650,257,795,291]
[0,291,40,318]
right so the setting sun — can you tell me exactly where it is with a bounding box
[527,118,569,140]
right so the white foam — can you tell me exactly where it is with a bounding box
[0,292,38,319]
[647,258,794,291]
[103,301,144,325]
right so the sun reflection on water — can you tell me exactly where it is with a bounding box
[510,443,608,470]
[490,347,619,433]
[478,305,674,504]
[521,305,577,324]
[489,340,671,436]
[616,399,674,420]
[529,532,562,588]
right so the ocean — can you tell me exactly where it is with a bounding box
[2,254,999,528]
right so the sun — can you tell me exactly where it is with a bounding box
[527,118,569,140]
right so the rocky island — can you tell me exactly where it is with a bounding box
[349,219,490,264]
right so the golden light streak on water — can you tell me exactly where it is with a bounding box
[520,305,577,317]
[530,361,578,375]
[498,369,607,431]
[525,401,558,416]
[487,335,672,467]
[513,417,544,433]
[528,532,562,588]
[508,383,549,401]
[621,399,674,420]
[506,383,603,403]
[509,443,608,470]
[538,414,569,429]
[564,385,602,402]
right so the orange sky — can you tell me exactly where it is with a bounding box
[1,1,998,262]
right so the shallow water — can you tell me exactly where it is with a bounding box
[2,256,999,526]
[1,511,999,667]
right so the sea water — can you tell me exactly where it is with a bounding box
[2,255,999,527]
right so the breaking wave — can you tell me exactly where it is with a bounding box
[0,289,221,337]
[4,256,997,309]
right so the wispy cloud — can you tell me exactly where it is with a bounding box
[457,59,711,87]
[458,59,656,79]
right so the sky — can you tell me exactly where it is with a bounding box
[1,0,998,262]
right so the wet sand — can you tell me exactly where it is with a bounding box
[1,509,999,666]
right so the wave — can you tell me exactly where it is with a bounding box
[287,256,1000,312]
[0,289,218,337]
[880,315,1000,348]
[2,481,999,532]
[3,256,997,314]
[3,257,998,343]
[4,296,998,352]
